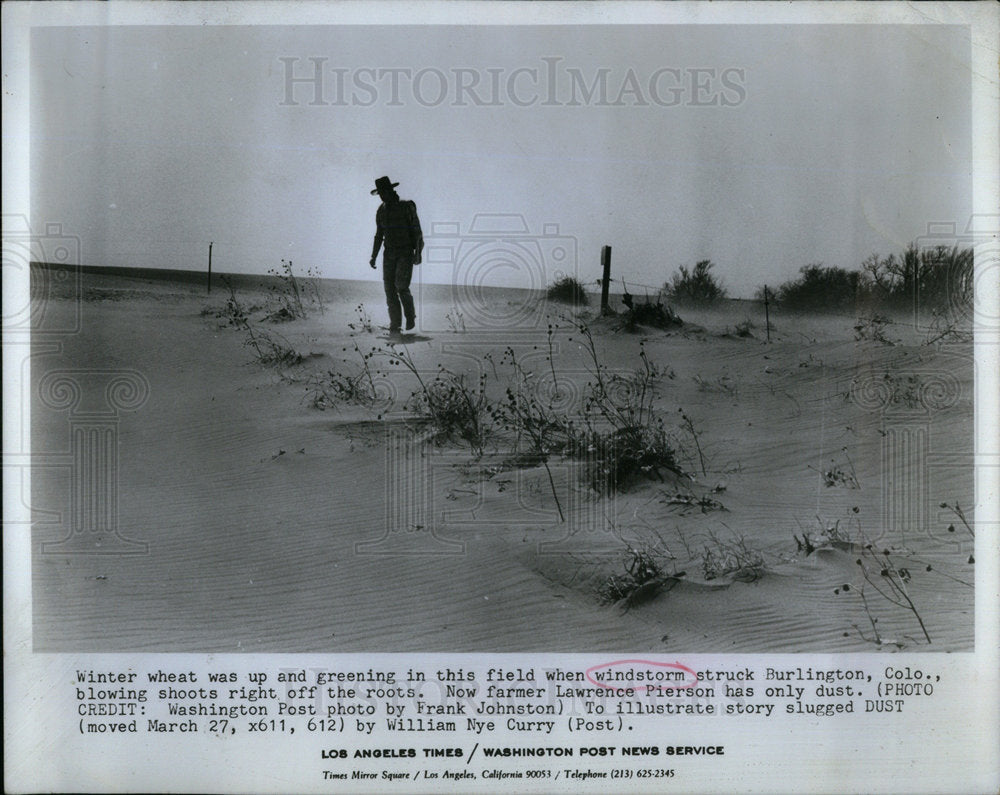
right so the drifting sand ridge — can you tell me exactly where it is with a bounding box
[31,267,974,652]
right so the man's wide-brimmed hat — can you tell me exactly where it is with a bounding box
[371,176,400,195]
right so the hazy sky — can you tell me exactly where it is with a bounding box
[31,23,973,297]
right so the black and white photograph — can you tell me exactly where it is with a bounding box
[4,2,998,793]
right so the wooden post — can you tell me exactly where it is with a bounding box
[600,245,612,314]
[207,242,213,294]
[763,284,771,342]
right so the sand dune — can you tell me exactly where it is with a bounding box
[30,267,974,652]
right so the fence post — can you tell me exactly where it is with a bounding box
[207,242,214,294]
[763,284,771,342]
[600,245,612,314]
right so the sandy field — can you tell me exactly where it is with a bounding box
[29,266,974,652]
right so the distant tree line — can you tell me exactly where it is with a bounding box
[758,244,973,311]
[548,241,973,315]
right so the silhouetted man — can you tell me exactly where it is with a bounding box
[369,176,423,334]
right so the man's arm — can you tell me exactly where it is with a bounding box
[370,205,384,268]
[409,201,424,264]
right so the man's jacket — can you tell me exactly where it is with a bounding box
[375,199,423,256]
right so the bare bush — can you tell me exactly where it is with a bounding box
[665,259,727,304]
